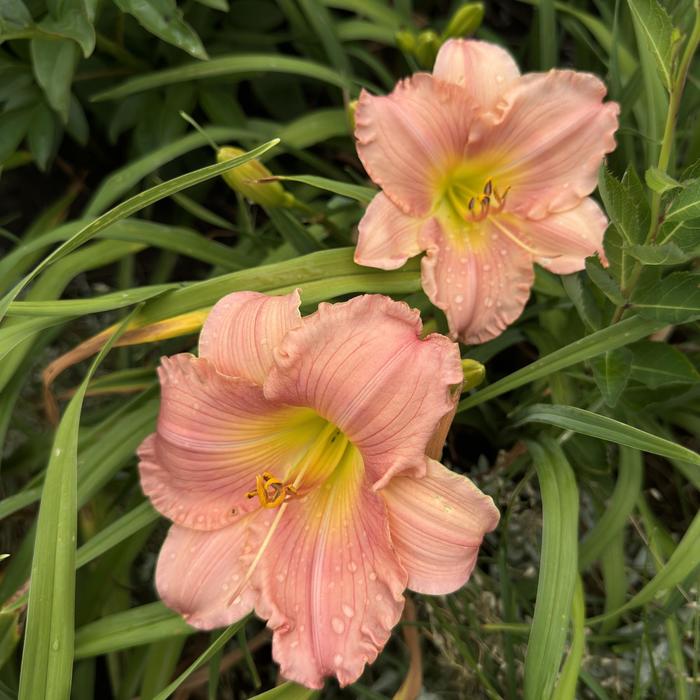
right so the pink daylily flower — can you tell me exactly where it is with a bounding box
[137,291,499,689]
[354,39,620,344]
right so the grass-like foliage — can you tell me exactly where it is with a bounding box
[1,0,699,698]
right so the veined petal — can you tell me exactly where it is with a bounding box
[355,74,475,217]
[254,447,407,689]
[420,218,534,344]
[472,70,619,218]
[199,290,302,384]
[139,354,323,530]
[381,459,499,595]
[155,515,268,629]
[355,192,428,270]
[264,295,463,487]
[527,197,609,274]
[433,39,520,111]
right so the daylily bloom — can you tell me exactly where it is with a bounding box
[138,290,499,689]
[354,39,619,344]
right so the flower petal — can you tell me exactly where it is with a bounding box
[354,192,427,270]
[155,515,267,629]
[433,39,520,111]
[355,74,475,217]
[254,447,407,688]
[381,459,499,595]
[139,354,323,530]
[199,290,302,384]
[526,197,609,274]
[420,218,534,344]
[472,70,619,218]
[264,295,463,487]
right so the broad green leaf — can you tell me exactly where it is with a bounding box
[151,621,247,700]
[598,167,647,246]
[585,257,625,305]
[537,0,557,69]
[626,242,689,265]
[27,101,59,171]
[91,54,352,102]
[0,107,32,163]
[590,348,632,407]
[524,439,579,700]
[665,178,700,221]
[579,446,643,569]
[272,175,375,203]
[0,0,33,32]
[18,313,132,700]
[562,273,602,330]
[30,37,79,121]
[516,404,700,468]
[38,0,95,57]
[645,166,680,194]
[629,340,700,388]
[626,0,674,91]
[113,0,207,60]
[0,316,68,361]
[633,271,700,323]
[74,602,193,658]
[0,139,279,324]
[457,316,663,413]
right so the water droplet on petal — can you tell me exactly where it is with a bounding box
[342,604,355,618]
[331,617,345,634]
[454,294,464,304]
[485,298,493,308]
[334,654,344,666]
[347,561,358,573]
[375,593,383,602]
[369,571,377,581]
[483,264,491,272]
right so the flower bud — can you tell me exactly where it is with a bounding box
[217,146,295,208]
[443,2,484,39]
[414,30,441,68]
[461,358,486,391]
[395,30,417,54]
[347,99,358,131]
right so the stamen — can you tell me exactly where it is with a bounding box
[468,197,476,211]
[483,179,493,196]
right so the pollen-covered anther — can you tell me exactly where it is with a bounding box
[246,472,298,509]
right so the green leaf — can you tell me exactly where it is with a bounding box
[194,0,228,9]
[0,139,280,324]
[272,175,375,203]
[585,257,625,305]
[0,0,33,32]
[113,0,208,60]
[27,101,59,171]
[665,178,700,221]
[590,348,632,407]
[516,404,700,469]
[645,166,681,194]
[626,0,674,91]
[18,312,132,700]
[524,439,579,700]
[265,208,324,255]
[579,446,643,569]
[38,0,95,57]
[561,273,602,330]
[30,37,80,121]
[74,603,193,658]
[551,576,585,700]
[248,682,320,700]
[626,242,689,264]
[91,54,352,102]
[457,316,663,413]
[598,167,648,246]
[0,107,31,163]
[629,340,700,388]
[633,271,700,323]
[151,621,246,700]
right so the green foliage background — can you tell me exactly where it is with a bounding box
[0,0,699,698]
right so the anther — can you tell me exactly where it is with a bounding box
[468,197,476,210]
[483,179,493,196]
[481,196,490,209]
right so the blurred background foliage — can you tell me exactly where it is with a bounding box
[0,0,699,699]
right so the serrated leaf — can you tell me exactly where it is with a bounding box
[630,340,700,388]
[591,348,632,407]
[585,257,625,304]
[113,0,208,60]
[627,0,674,91]
[598,167,647,246]
[626,242,689,265]
[38,0,95,57]
[0,0,33,32]
[561,272,602,330]
[633,271,700,323]
[645,165,680,194]
[666,178,700,221]
[27,101,59,171]
[30,37,79,121]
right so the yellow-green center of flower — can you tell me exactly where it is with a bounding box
[442,175,510,224]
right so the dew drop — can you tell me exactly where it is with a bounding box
[334,654,344,666]
[331,617,345,634]
[52,639,60,651]
[290,640,299,649]
[347,561,358,573]
[500,248,508,256]
[485,297,493,308]
[54,448,62,457]
[369,571,377,581]
[375,593,383,602]
[222,583,230,591]
[276,573,285,582]
[483,264,491,272]
[496,74,504,83]
[233,595,242,605]
[454,294,464,304]
[342,604,355,618]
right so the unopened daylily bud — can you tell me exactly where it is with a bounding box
[461,358,486,391]
[217,146,295,208]
[414,30,442,68]
[347,99,358,131]
[395,29,417,54]
[443,2,484,39]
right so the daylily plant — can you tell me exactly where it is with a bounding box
[354,39,620,344]
[138,291,499,689]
